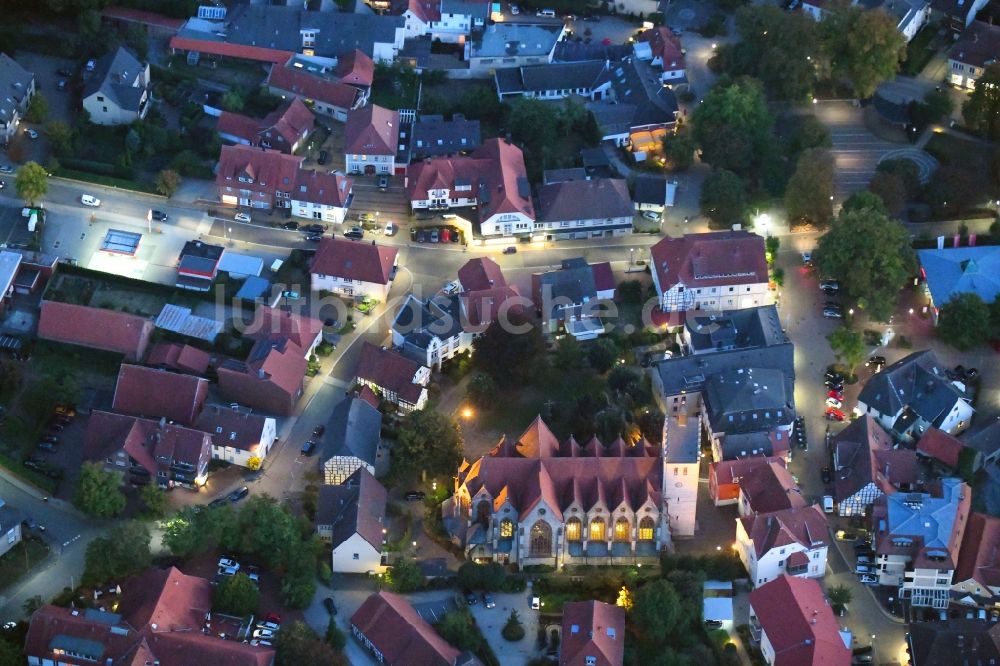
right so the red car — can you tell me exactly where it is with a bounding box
[827,389,844,401]
[262,613,282,624]
[825,407,846,421]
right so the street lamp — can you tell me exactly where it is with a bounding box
[630,248,635,265]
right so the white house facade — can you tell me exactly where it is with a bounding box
[736,506,830,587]
[331,532,385,574]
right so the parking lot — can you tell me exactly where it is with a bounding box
[3,52,80,165]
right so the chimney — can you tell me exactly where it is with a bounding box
[258,368,266,379]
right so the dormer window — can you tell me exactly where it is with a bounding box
[239,175,252,184]
[302,30,316,48]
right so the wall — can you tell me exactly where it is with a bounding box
[331,533,385,573]
[311,273,390,301]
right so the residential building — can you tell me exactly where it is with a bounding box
[916,427,966,472]
[0,53,34,146]
[681,305,787,356]
[408,114,482,162]
[908,619,1000,664]
[634,27,686,86]
[952,512,1000,607]
[532,258,615,340]
[458,256,506,293]
[176,239,225,291]
[195,404,277,468]
[267,52,372,122]
[24,567,275,666]
[38,300,153,362]
[84,411,211,489]
[965,417,1000,472]
[240,305,323,357]
[112,365,209,427]
[82,47,152,125]
[290,169,353,225]
[310,236,398,300]
[319,394,384,484]
[216,98,315,154]
[802,0,930,41]
[580,147,614,179]
[536,178,634,240]
[216,144,304,211]
[633,175,676,213]
[0,500,21,559]
[871,478,971,608]
[405,138,535,238]
[392,293,471,370]
[318,469,388,573]
[934,0,993,32]
[585,57,679,149]
[560,601,625,666]
[355,342,429,412]
[917,245,1000,318]
[446,416,669,569]
[737,461,806,517]
[649,231,770,313]
[396,0,490,43]
[0,251,21,314]
[217,336,307,416]
[748,575,851,666]
[735,505,830,586]
[351,591,465,666]
[709,456,787,507]
[169,5,405,64]
[494,60,613,101]
[703,368,795,463]
[856,350,973,440]
[944,21,1000,88]
[466,23,565,74]
[344,104,400,175]
[146,342,211,376]
[832,415,919,517]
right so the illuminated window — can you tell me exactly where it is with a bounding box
[529,521,552,556]
[566,519,581,541]
[614,519,629,542]
[639,517,655,540]
[500,519,514,538]
[589,519,606,541]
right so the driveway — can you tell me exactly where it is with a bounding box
[468,587,544,666]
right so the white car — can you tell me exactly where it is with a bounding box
[530,596,540,610]
[80,194,101,207]
[25,129,38,140]
[859,574,878,585]
[256,622,279,631]
[234,212,251,223]
[826,397,843,410]
[218,558,239,569]
[217,566,239,577]
[642,211,660,221]
[384,221,397,236]
[0,165,13,174]
[510,4,520,14]
[250,639,272,647]
[252,629,275,639]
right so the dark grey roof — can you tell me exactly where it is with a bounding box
[82,47,146,112]
[908,619,1000,666]
[858,350,968,426]
[948,21,1000,68]
[495,67,524,95]
[580,148,609,168]
[225,5,403,58]
[654,342,796,397]
[410,114,481,160]
[536,257,597,318]
[965,418,1000,458]
[523,60,608,93]
[685,306,787,354]
[392,293,464,355]
[543,168,587,185]
[720,430,789,460]
[704,367,793,435]
[633,175,668,205]
[320,395,382,465]
[316,468,387,550]
[587,59,678,137]
[553,41,632,63]
[470,23,563,58]
[538,178,633,223]
[441,0,490,18]
[0,53,33,125]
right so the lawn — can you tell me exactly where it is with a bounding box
[371,64,420,110]
[902,26,938,77]
[0,537,50,591]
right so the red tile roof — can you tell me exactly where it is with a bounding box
[38,300,153,361]
[113,365,209,426]
[311,237,398,285]
[399,0,442,23]
[356,342,425,405]
[169,34,292,65]
[833,415,918,502]
[195,404,272,454]
[740,461,807,514]
[293,169,353,207]
[344,104,399,156]
[217,337,307,416]
[464,286,523,329]
[561,600,625,666]
[713,456,786,488]
[217,111,262,144]
[244,305,323,352]
[351,591,460,666]
[83,411,211,479]
[917,427,965,469]
[591,262,615,292]
[219,99,314,153]
[267,59,362,111]
[458,257,507,292]
[358,384,381,409]
[739,505,829,559]
[215,144,304,200]
[954,512,1000,592]
[749,576,850,666]
[650,231,768,293]
[406,138,535,222]
[146,342,212,375]
[640,27,686,73]
[335,49,375,87]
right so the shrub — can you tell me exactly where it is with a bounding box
[501,610,525,641]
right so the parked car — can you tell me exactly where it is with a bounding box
[465,590,477,605]
[405,490,425,501]
[0,165,14,174]
[377,174,389,190]
[854,565,873,575]
[228,486,250,503]
[429,229,439,243]
[502,246,517,254]
[305,234,322,242]
[415,230,427,243]
[825,408,846,421]
[313,425,326,438]
[24,129,38,139]
[36,442,56,452]
[820,279,840,292]
[317,150,328,165]
[384,221,397,236]
[263,613,282,624]
[450,227,461,242]
[323,597,337,615]
[252,629,274,639]
[511,4,520,14]
[801,250,813,266]
[531,596,540,610]
[234,212,251,223]
[482,592,496,609]
[856,556,873,564]
[642,210,660,221]
[344,227,364,240]
[704,619,724,629]
[826,397,843,410]
[218,558,239,569]
[825,370,844,383]
[822,496,834,513]
[866,356,886,371]
[859,574,878,585]
[256,621,279,631]
[826,380,844,392]
[80,194,101,207]
[440,228,451,243]
[301,440,316,456]
[827,390,844,401]
[821,467,831,484]
[823,305,844,319]
[217,565,239,576]
[151,210,168,221]
[282,221,299,230]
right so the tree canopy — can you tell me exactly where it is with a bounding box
[816,207,916,321]
[700,169,747,227]
[937,293,992,350]
[74,462,126,517]
[827,327,866,373]
[837,8,906,98]
[83,521,152,586]
[691,77,773,176]
[472,319,546,387]
[964,64,1000,140]
[393,408,463,478]
[784,148,835,226]
[388,558,424,593]
[15,162,48,205]
[275,621,347,666]
[213,572,260,617]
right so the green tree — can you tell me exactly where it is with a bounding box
[139,483,167,518]
[553,335,584,370]
[0,357,22,398]
[393,408,462,478]
[214,572,260,616]
[280,539,320,609]
[842,190,887,215]
[632,579,683,646]
[789,115,832,156]
[765,236,780,263]
[163,505,231,558]
[827,584,853,614]
[0,638,22,666]
[74,462,126,517]
[221,90,245,112]
[692,77,773,175]
[867,172,906,217]
[325,618,347,651]
[662,130,696,171]
[466,372,497,407]
[964,64,1000,140]
[472,319,546,387]
[911,88,955,128]
[457,561,507,591]
[502,609,525,641]
[990,298,1000,339]
[502,97,560,182]
[834,8,906,98]
[876,158,922,198]
[815,207,916,321]
[700,169,747,227]
[388,558,424,593]
[827,327,866,374]
[937,293,992,350]
[44,121,74,155]
[24,93,49,123]
[785,148,835,226]
[83,521,152,586]
[925,165,979,218]
[435,610,479,651]
[275,621,347,666]
[15,161,48,205]
[155,169,181,198]
[723,7,819,101]
[586,338,620,374]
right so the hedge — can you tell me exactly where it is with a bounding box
[53,169,160,196]
[59,158,134,180]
